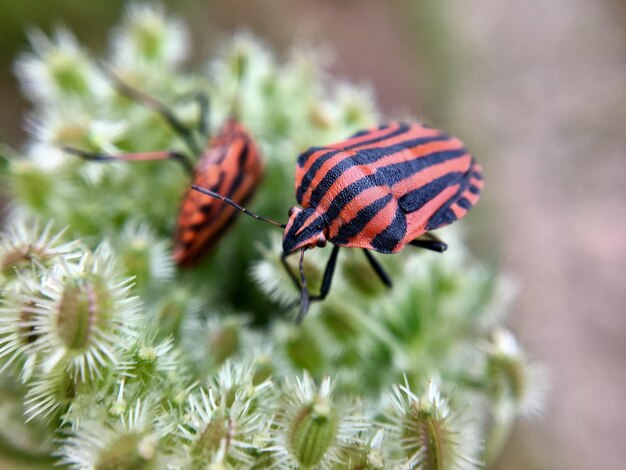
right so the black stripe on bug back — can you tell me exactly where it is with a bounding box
[296,123,405,169]
[425,159,478,231]
[296,123,415,203]
[346,123,393,140]
[318,147,468,226]
[398,171,465,214]
[307,135,459,208]
[343,123,411,149]
[457,197,472,209]
[330,193,393,246]
[371,202,408,253]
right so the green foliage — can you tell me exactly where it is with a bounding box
[0,5,544,469]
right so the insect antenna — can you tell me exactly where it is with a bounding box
[191,184,286,228]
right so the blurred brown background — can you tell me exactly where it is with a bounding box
[1,1,625,468]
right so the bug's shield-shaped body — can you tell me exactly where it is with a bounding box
[174,119,263,266]
[285,122,483,254]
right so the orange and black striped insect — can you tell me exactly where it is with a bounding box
[192,121,484,322]
[65,71,263,267]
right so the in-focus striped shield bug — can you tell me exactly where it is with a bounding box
[192,121,484,322]
[65,68,263,267]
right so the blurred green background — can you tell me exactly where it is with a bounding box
[1,1,625,469]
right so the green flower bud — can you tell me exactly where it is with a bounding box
[384,380,481,469]
[177,379,269,468]
[115,222,174,291]
[0,220,79,276]
[15,27,101,103]
[59,402,161,470]
[113,3,189,67]
[290,397,339,467]
[57,275,111,352]
[271,374,365,468]
[28,245,141,379]
[25,363,83,422]
[484,329,547,418]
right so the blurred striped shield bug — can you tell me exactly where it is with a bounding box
[64,68,263,267]
[192,121,484,322]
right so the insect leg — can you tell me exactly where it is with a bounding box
[281,251,302,292]
[296,248,310,324]
[100,65,201,156]
[282,246,340,322]
[63,147,194,176]
[409,232,448,253]
[362,249,392,287]
[310,246,341,301]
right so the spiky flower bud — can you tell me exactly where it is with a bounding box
[384,380,481,470]
[153,286,201,341]
[270,374,365,468]
[115,221,174,290]
[0,220,80,282]
[14,27,105,103]
[335,429,387,470]
[58,401,162,470]
[27,244,140,380]
[0,280,43,380]
[111,3,189,69]
[119,336,185,393]
[290,397,338,467]
[24,362,85,422]
[484,329,547,418]
[176,361,273,468]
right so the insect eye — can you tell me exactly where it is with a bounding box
[316,238,327,248]
[288,207,297,217]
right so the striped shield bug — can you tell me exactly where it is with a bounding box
[64,69,263,267]
[192,121,484,322]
